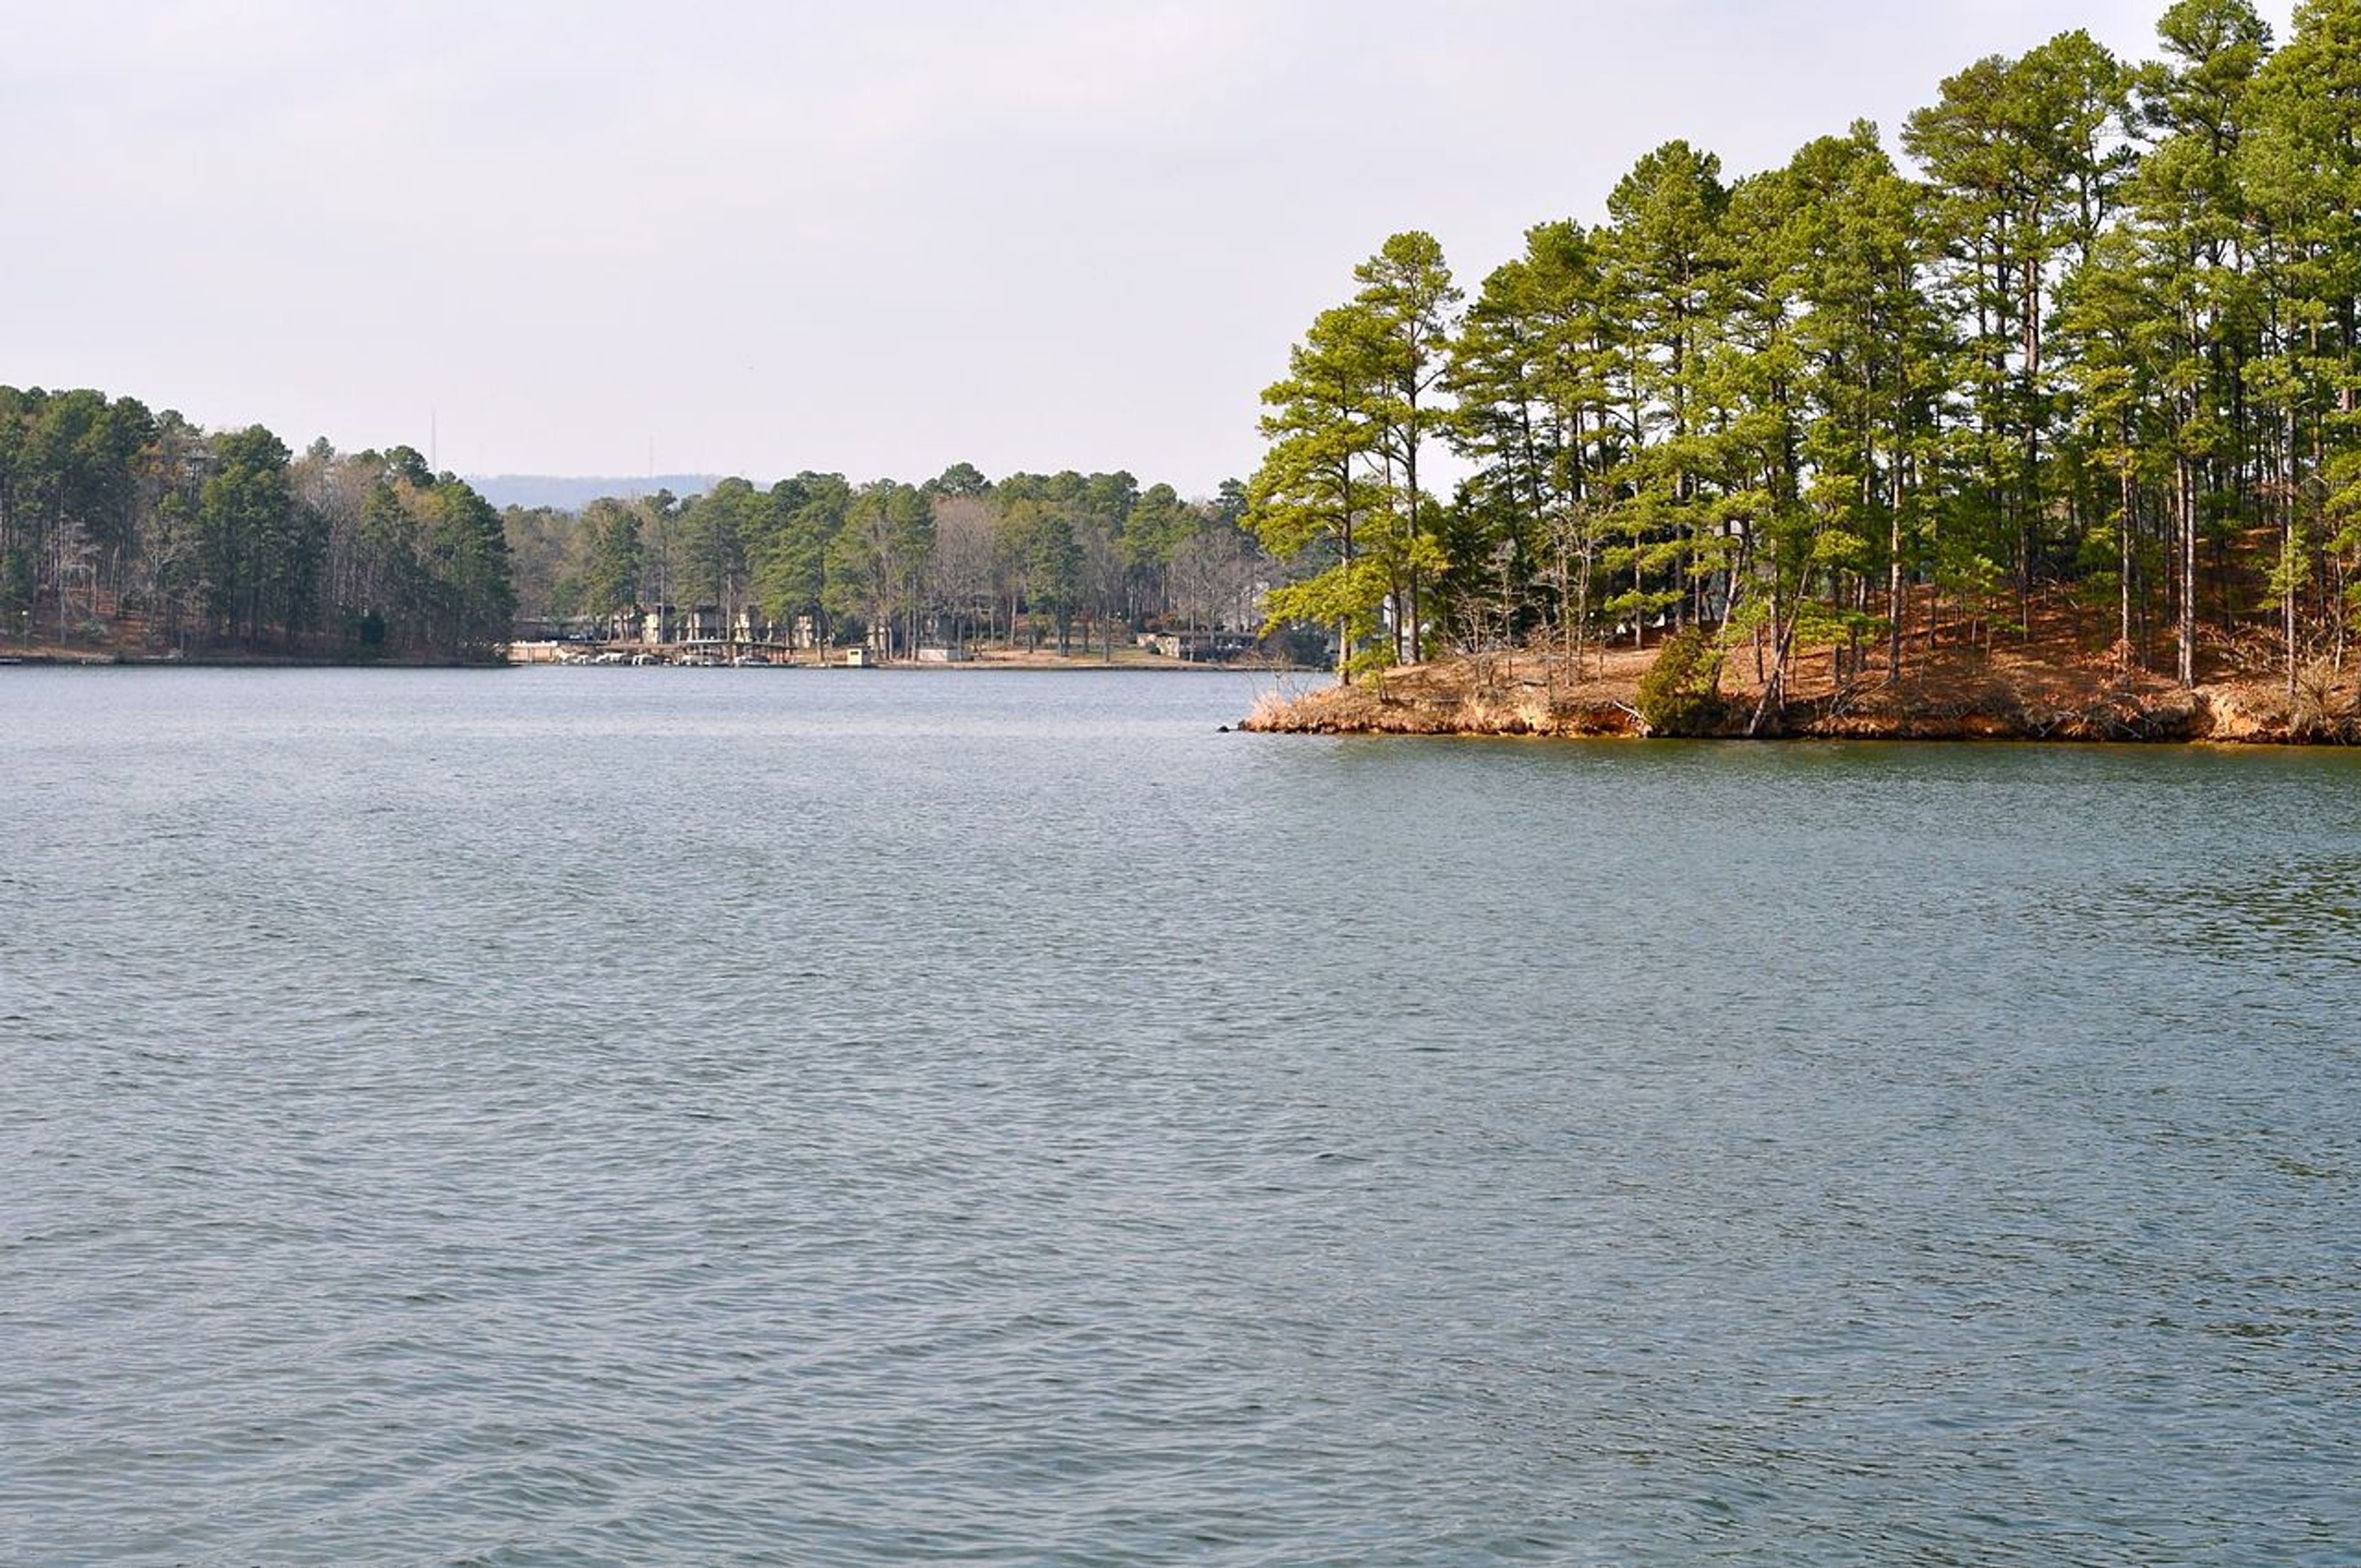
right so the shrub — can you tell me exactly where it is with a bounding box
[1634,625,1724,737]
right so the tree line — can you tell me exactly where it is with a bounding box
[1250,0,2361,702]
[0,386,515,660]
[504,465,1274,657]
[0,377,1270,663]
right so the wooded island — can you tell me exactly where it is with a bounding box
[1242,0,2361,742]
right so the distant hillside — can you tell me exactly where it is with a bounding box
[470,473,729,510]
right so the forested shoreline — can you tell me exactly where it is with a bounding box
[499,465,1276,660]
[0,388,516,662]
[0,384,1273,665]
[1245,0,2361,729]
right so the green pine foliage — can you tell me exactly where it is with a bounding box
[1249,0,2361,698]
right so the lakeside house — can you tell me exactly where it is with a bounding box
[500,602,794,659]
[506,614,614,644]
[1138,629,1266,662]
[636,603,756,645]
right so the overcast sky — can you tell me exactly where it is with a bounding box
[2,0,2296,494]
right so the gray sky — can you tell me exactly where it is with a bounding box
[3,0,2295,494]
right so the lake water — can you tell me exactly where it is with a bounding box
[4,667,2357,1566]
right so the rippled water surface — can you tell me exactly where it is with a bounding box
[4,667,2359,1566]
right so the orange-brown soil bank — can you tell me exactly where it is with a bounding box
[1243,606,2360,746]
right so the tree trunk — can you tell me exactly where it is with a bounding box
[2284,405,2299,705]
[2119,465,2136,668]
[2177,454,2197,688]
[1888,459,1905,684]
